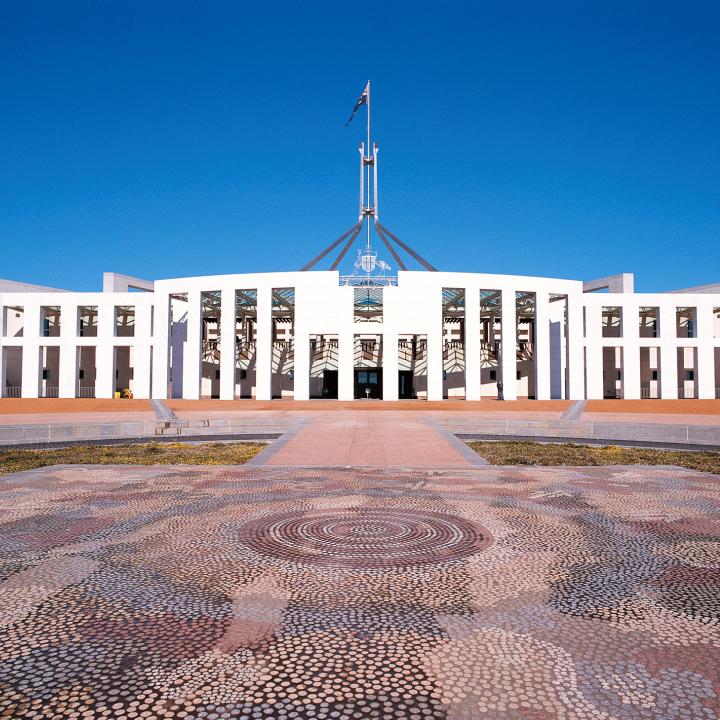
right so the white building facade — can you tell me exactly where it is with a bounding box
[1,271,719,401]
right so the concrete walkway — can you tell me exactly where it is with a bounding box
[262,411,479,467]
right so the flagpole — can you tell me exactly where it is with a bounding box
[366,80,371,263]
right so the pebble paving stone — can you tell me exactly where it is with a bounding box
[0,463,719,719]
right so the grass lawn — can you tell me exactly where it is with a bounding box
[0,441,264,475]
[467,440,720,474]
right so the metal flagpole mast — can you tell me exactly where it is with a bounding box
[301,79,437,276]
[365,80,372,270]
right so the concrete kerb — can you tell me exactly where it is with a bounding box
[559,399,587,423]
[457,433,720,453]
[423,418,490,466]
[151,399,177,422]
[0,434,280,452]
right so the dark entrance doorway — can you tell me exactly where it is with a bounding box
[398,370,414,399]
[322,370,338,399]
[354,368,383,399]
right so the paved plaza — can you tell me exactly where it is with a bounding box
[1,463,719,719]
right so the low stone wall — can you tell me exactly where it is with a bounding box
[443,418,720,448]
[0,416,297,447]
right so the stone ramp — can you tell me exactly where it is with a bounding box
[260,411,484,467]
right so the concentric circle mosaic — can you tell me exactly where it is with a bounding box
[1,463,719,719]
[237,507,491,567]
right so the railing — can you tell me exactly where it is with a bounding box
[272,340,294,373]
[3,386,21,398]
[202,339,220,363]
[443,340,465,372]
[480,341,499,361]
[717,388,720,399]
[236,340,256,366]
[41,387,59,398]
[311,340,339,358]
[398,340,426,363]
[678,387,696,399]
[517,340,534,361]
[77,386,96,398]
[310,340,339,370]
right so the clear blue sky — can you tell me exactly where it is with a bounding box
[1,1,718,292]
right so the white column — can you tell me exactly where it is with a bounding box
[534,291,551,400]
[130,304,152,398]
[566,292,585,400]
[220,288,236,400]
[293,331,309,400]
[95,302,115,398]
[338,330,354,401]
[58,303,77,398]
[382,331,399,401]
[135,303,152,340]
[659,304,678,399]
[182,290,202,400]
[255,287,272,400]
[464,287,481,401]
[152,294,170,399]
[584,303,603,399]
[21,302,40,398]
[622,303,640,400]
[500,289,517,400]
[425,290,444,403]
[697,304,715,399]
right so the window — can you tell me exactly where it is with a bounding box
[639,307,659,338]
[114,306,135,337]
[2,306,24,337]
[651,370,658,381]
[602,307,622,338]
[78,306,98,337]
[41,306,61,337]
[676,307,697,338]
[489,370,496,381]
[686,370,695,381]
[354,287,383,323]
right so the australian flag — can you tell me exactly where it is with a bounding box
[345,82,369,126]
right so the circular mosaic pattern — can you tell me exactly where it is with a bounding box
[237,508,491,568]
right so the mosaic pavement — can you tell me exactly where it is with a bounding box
[1,463,719,719]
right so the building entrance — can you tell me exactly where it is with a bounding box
[354,368,382,399]
[322,370,338,399]
[398,370,414,399]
